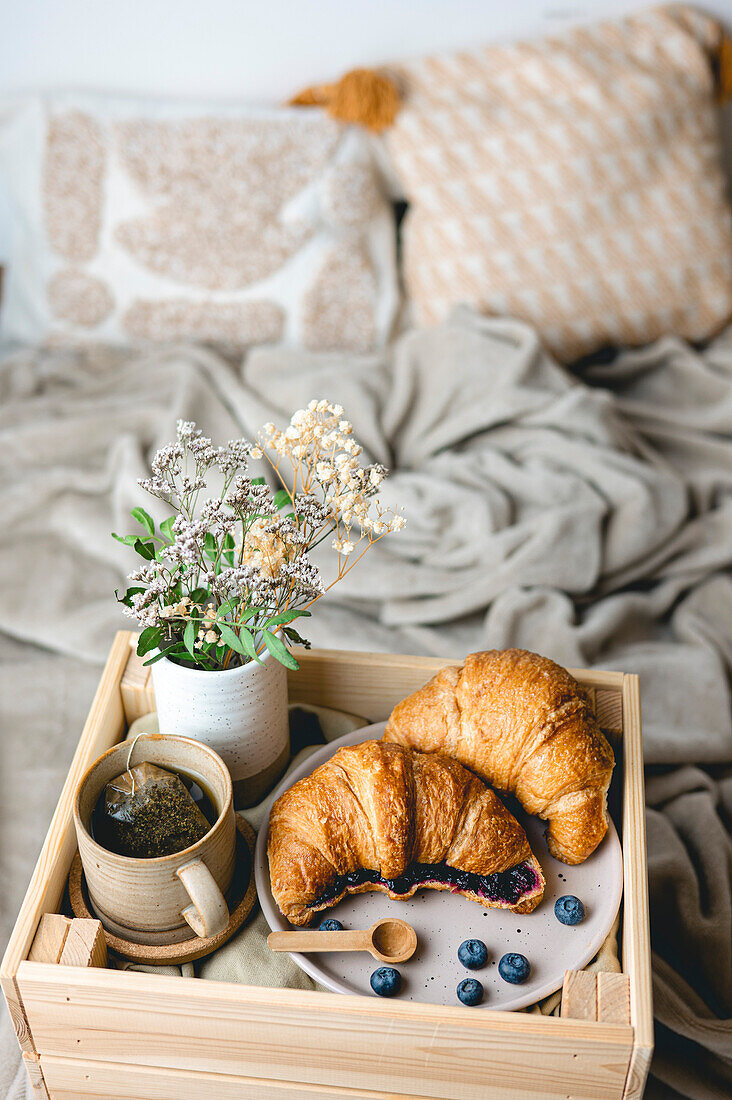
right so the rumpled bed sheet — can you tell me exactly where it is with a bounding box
[1,309,730,1098]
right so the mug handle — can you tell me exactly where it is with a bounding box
[177,858,229,939]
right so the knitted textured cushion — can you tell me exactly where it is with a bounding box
[385,6,732,362]
[0,96,399,350]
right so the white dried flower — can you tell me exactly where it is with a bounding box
[332,538,354,555]
[123,410,404,665]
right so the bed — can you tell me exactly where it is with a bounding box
[1,5,731,1100]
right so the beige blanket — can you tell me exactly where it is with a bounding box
[1,310,731,1098]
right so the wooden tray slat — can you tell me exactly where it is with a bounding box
[620,674,654,1100]
[0,630,131,1052]
[36,1055,516,1100]
[18,964,633,1100]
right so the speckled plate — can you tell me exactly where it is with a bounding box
[255,724,623,1011]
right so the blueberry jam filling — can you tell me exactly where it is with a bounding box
[312,859,540,908]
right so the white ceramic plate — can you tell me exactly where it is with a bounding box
[255,724,623,1011]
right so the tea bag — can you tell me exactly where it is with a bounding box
[100,762,210,858]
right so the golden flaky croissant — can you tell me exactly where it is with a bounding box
[383,649,615,865]
[268,740,544,926]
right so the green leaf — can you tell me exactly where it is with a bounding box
[273,488,291,511]
[218,622,261,664]
[262,629,299,670]
[203,531,218,562]
[282,626,311,648]
[183,618,197,658]
[137,625,161,656]
[265,609,310,627]
[216,622,246,654]
[215,601,262,623]
[237,625,261,663]
[251,477,265,486]
[159,516,175,544]
[142,643,179,666]
[111,532,138,546]
[214,599,238,620]
[131,507,155,536]
[222,531,235,566]
[115,586,144,608]
[133,538,156,561]
[189,587,210,605]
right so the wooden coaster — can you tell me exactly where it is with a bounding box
[69,815,257,965]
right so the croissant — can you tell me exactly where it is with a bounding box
[383,649,614,865]
[268,740,545,927]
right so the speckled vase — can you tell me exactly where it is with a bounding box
[150,651,290,808]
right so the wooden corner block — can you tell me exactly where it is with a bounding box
[597,971,630,1024]
[28,914,72,964]
[59,919,108,969]
[120,647,155,723]
[22,1052,49,1099]
[560,970,597,1020]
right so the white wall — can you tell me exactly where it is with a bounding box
[1,0,731,255]
[4,0,732,103]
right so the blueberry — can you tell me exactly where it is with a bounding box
[318,918,343,932]
[457,978,484,1006]
[370,967,402,997]
[554,895,585,926]
[458,938,488,970]
[498,952,531,984]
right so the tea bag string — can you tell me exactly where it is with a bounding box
[125,734,144,794]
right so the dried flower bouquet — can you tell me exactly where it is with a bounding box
[115,402,405,671]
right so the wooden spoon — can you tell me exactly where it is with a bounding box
[267,917,418,964]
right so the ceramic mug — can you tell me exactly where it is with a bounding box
[74,734,236,945]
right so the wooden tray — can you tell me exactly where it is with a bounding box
[1,632,653,1100]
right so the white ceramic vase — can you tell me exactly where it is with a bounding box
[150,650,290,808]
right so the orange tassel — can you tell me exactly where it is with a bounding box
[290,68,400,132]
[716,34,732,104]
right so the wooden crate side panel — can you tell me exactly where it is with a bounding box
[285,648,623,726]
[121,638,624,734]
[288,649,451,720]
[18,965,633,1100]
[0,631,132,1051]
[39,1057,467,1100]
[623,1046,654,1100]
[22,1052,49,1099]
[620,678,653,1035]
[1,975,35,1056]
[620,673,654,1100]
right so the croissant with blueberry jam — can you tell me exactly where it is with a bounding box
[267,740,544,926]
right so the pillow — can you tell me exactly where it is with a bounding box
[385,6,732,361]
[0,95,398,350]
